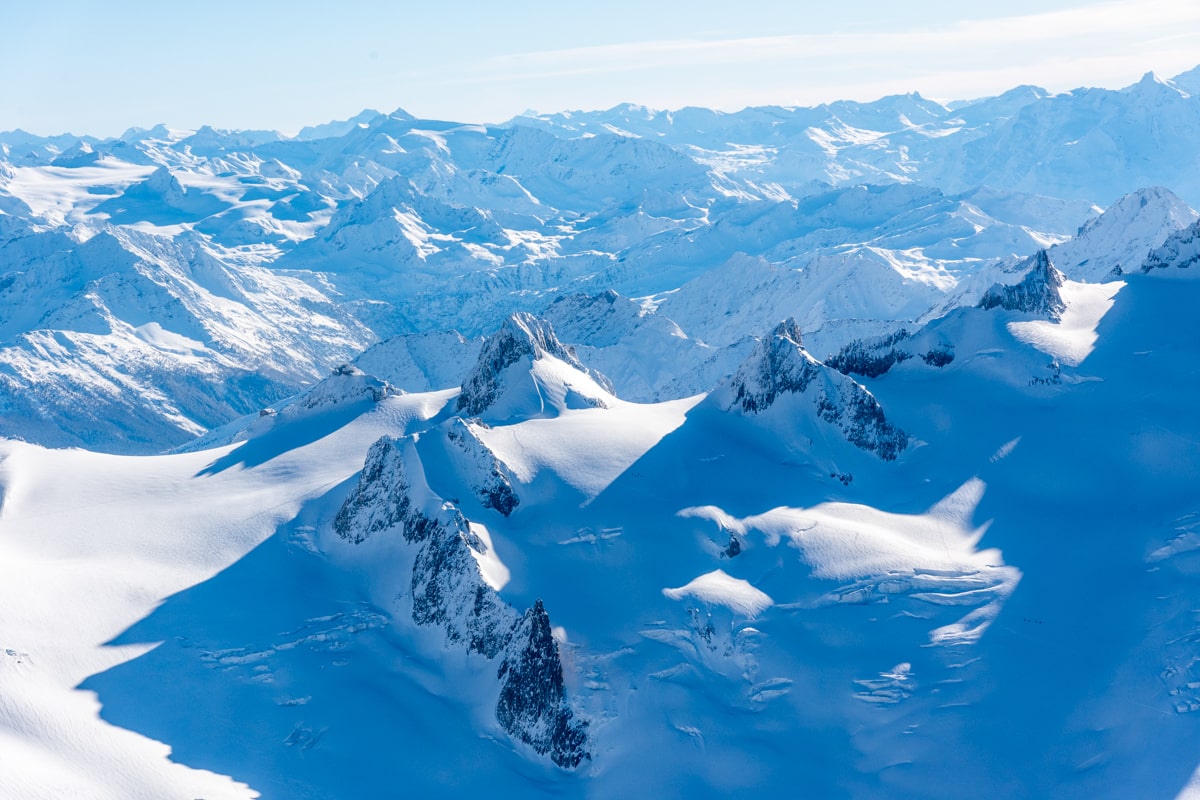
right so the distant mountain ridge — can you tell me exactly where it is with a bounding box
[1,69,1199,452]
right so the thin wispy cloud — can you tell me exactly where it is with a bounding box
[435,0,1200,107]
[4,0,1199,132]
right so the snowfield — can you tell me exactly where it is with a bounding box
[1007,278,1124,366]
[0,391,439,798]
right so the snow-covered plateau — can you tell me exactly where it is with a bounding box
[4,68,1200,798]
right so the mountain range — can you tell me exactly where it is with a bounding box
[3,68,1200,798]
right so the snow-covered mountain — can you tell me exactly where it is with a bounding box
[3,70,1196,454]
[6,254,1200,797]
[4,68,1200,798]
[0,220,371,451]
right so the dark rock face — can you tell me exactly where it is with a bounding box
[1143,219,1200,273]
[334,435,589,767]
[445,418,520,517]
[497,601,590,769]
[457,312,608,416]
[335,437,514,655]
[333,437,415,544]
[483,484,519,517]
[819,386,908,462]
[827,329,912,378]
[730,319,821,413]
[922,344,955,367]
[410,519,513,658]
[726,318,908,460]
[979,250,1066,320]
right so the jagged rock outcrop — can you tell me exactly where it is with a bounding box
[921,343,955,367]
[334,437,509,654]
[978,250,1066,320]
[445,418,519,516]
[283,364,395,419]
[333,437,428,545]
[826,329,912,378]
[726,319,908,460]
[456,312,613,417]
[815,383,907,461]
[410,509,515,658]
[497,601,590,768]
[1143,219,1200,273]
[827,329,954,379]
[729,319,817,413]
[333,435,588,767]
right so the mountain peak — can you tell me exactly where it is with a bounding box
[144,165,184,197]
[769,317,804,349]
[489,312,579,364]
[1170,64,1200,96]
[728,318,822,414]
[1051,187,1198,280]
[456,313,611,418]
[1124,71,1187,98]
[497,599,590,768]
[295,109,385,141]
[979,250,1066,320]
[725,319,907,460]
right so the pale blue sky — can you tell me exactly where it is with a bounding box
[5,0,1200,136]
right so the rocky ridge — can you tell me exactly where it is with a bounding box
[332,436,589,768]
[978,250,1067,320]
[456,312,613,418]
[725,319,908,460]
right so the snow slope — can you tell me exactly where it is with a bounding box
[4,265,1200,796]
[0,388,446,798]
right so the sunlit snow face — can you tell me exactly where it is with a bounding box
[677,478,1020,646]
[1007,279,1123,367]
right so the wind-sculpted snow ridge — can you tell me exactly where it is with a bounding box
[456,312,614,419]
[9,248,1200,796]
[978,250,1066,320]
[332,436,589,768]
[679,479,1021,646]
[723,318,908,460]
